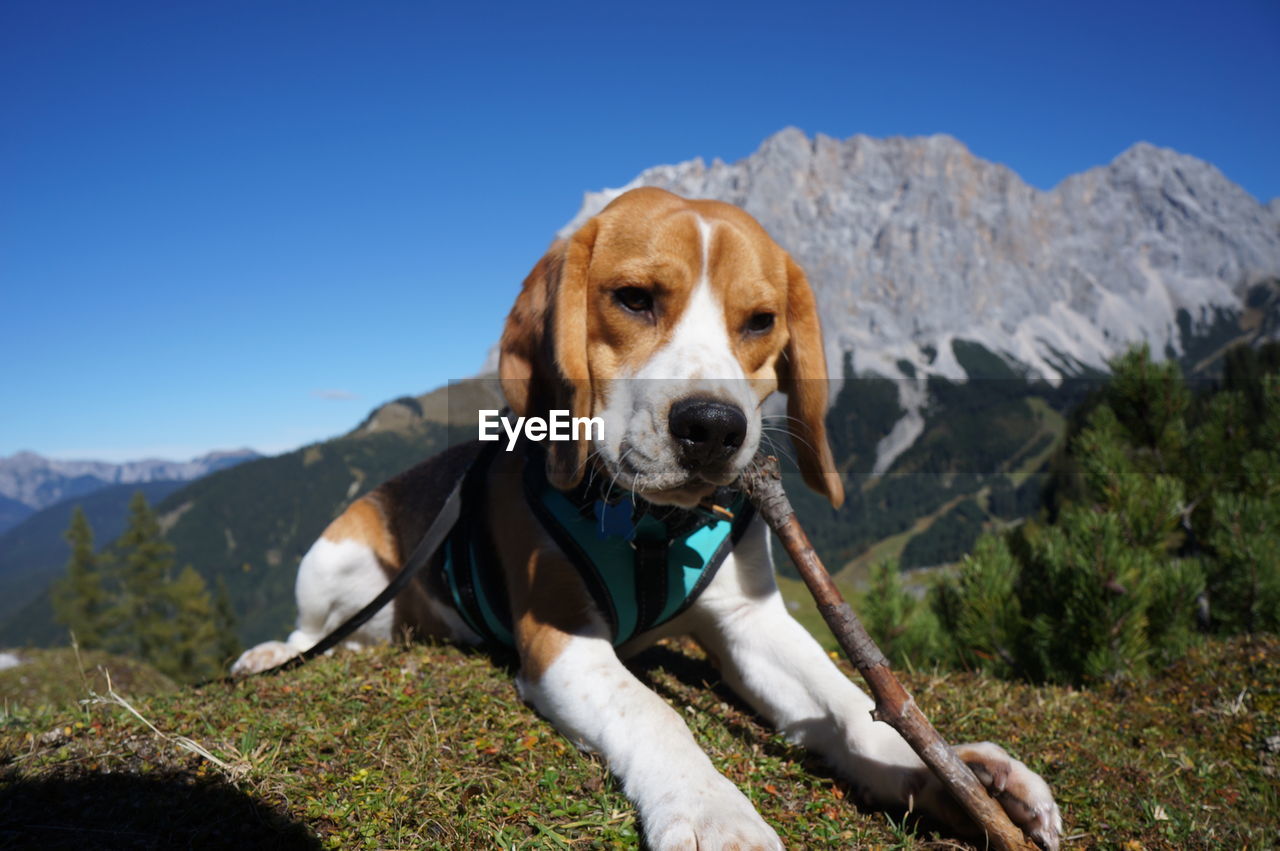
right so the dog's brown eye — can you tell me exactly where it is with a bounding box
[614,287,655,318]
[745,312,775,334]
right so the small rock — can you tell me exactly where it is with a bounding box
[39,727,70,746]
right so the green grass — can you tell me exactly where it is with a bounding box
[1009,397,1065,486]
[1,635,1276,849]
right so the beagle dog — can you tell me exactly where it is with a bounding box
[232,187,1062,849]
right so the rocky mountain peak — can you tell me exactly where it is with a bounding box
[559,129,1280,382]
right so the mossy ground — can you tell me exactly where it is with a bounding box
[0,647,177,709]
[0,635,1276,849]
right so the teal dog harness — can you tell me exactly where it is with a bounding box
[435,445,755,648]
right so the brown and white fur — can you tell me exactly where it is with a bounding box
[233,188,1062,850]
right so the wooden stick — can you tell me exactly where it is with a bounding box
[736,455,1038,851]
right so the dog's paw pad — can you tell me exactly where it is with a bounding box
[955,742,1064,851]
[230,641,299,677]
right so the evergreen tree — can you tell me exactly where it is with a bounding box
[936,347,1210,684]
[109,491,180,663]
[1189,370,1280,633]
[156,565,223,682]
[932,535,1025,679]
[104,491,231,682]
[52,506,110,648]
[212,576,243,670]
[1204,490,1280,633]
[937,344,1280,684]
[858,561,946,669]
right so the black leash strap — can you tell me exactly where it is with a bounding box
[227,472,467,682]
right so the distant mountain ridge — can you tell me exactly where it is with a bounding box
[560,129,1280,382]
[0,449,261,517]
[0,497,32,537]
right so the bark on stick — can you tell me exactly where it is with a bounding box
[736,455,1037,851]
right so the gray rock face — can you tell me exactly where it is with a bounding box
[0,449,260,511]
[559,129,1280,381]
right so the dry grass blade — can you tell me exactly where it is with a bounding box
[83,668,249,780]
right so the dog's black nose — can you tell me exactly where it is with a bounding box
[668,398,747,469]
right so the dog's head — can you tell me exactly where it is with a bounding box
[499,187,843,509]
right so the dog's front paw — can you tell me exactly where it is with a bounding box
[643,774,782,851]
[917,741,1062,851]
[230,641,299,677]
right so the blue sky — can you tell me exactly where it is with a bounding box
[3,0,1277,462]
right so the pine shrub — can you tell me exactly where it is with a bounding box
[934,344,1276,684]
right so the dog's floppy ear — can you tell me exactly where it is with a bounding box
[777,254,844,508]
[498,220,599,489]
[499,241,560,417]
